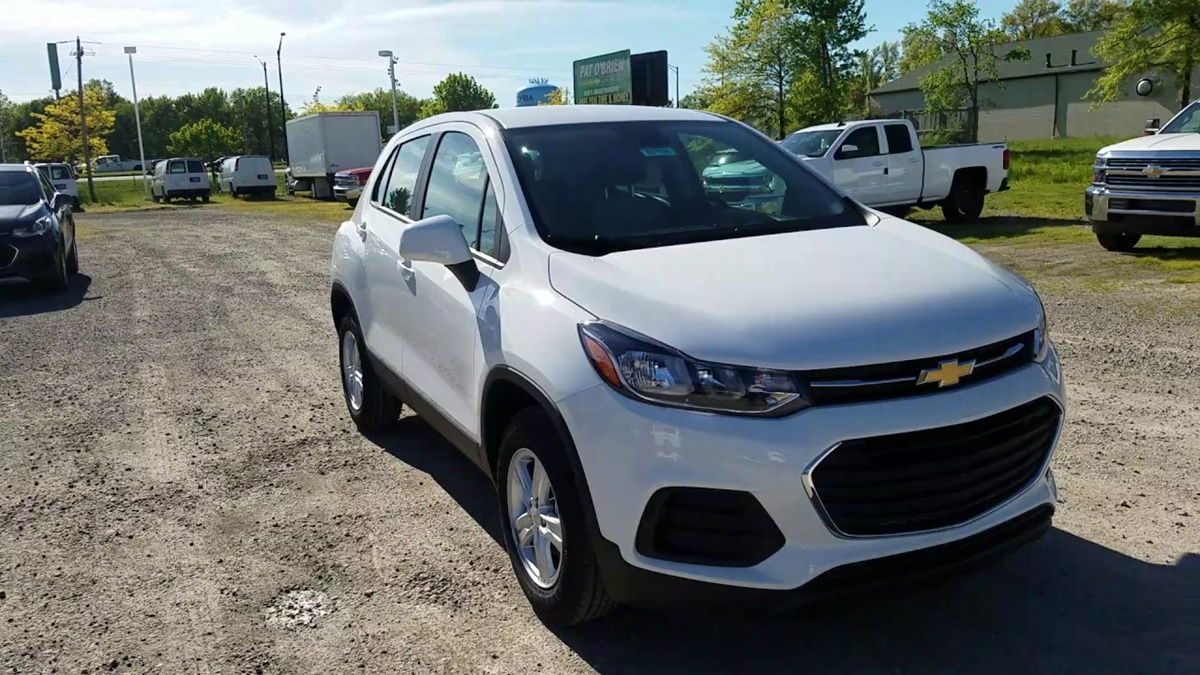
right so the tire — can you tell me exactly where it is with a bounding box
[337,313,400,432]
[40,238,69,292]
[230,187,238,198]
[201,192,210,203]
[941,174,985,223]
[163,192,171,204]
[497,408,615,626]
[66,238,79,275]
[1096,231,1141,252]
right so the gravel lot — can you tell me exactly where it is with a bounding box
[1,208,1196,673]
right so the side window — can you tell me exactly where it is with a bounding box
[37,172,56,199]
[836,127,881,159]
[422,132,491,248]
[375,135,430,217]
[478,180,502,258]
[884,124,914,154]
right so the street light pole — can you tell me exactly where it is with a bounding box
[276,32,288,163]
[124,46,149,200]
[378,50,400,135]
[255,56,275,161]
[668,64,680,108]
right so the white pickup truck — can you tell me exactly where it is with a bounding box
[86,155,145,173]
[775,119,1009,221]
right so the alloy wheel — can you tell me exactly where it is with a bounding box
[341,330,364,412]
[507,448,563,589]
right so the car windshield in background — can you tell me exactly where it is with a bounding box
[1160,102,1200,134]
[503,121,863,255]
[0,172,41,206]
[780,129,841,158]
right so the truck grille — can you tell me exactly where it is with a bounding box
[804,332,1034,406]
[807,397,1060,536]
[1105,157,1200,190]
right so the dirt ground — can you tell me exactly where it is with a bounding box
[1,208,1196,673]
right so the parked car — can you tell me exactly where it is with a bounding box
[217,155,276,198]
[0,163,78,290]
[780,119,1010,221]
[330,106,1063,626]
[34,162,80,209]
[332,167,372,206]
[87,154,143,173]
[1086,99,1200,251]
[151,158,210,204]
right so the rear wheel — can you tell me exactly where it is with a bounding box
[498,408,615,626]
[941,174,985,223]
[1096,231,1141,252]
[201,192,210,203]
[338,313,400,431]
[66,238,79,275]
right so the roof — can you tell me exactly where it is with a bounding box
[873,31,1106,95]
[0,163,36,173]
[478,104,721,129]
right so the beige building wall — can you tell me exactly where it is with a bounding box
[1058,71,1179,137]
[977,79,1056,141]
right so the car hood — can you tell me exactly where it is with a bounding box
[547,217,1041,370]
[1099,133,1200,154]
[702,159,769,179]
[0,203,42,227]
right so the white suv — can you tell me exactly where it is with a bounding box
[330,106,1065,625]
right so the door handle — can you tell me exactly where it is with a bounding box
[871,161,886,167]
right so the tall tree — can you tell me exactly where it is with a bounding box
[847,41,901,117]
[1063,0,1124,31]
[899,26,945,74]
[707,0,801,137]
[904,0,1022,141]
[167,118,240,158]
[336,88,422,137]
[786,0,870,115]
[0,90,12,162]
[1001,0,1070,39]
[18,83,116,163]
[422,73,497,117]
[1087,0,1199,110]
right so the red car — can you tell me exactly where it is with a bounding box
[332,167,372,206]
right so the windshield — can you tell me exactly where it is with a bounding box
[1160,101,1200,134]
[0,172,42,206]
[780,129,841,158]
[503,121,863,255]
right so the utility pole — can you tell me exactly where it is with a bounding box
[125,47,149,200]
[76,37,96,203]
[668,64,680,108]
[378,50,400,135]
[276,32,288,163]
[256,56,275,161]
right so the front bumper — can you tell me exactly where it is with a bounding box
[557,346,1065,595]
[0,232,56,281]
[1085,185,1200,237]
[333,184,363,202]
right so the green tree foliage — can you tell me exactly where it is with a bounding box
[1063,0,1124,30]
[904,0,1024,141]
[1087,0,1199,110]
[167,118,239,158]
[336,88,423,136]
[1001,0,1069,39]
[899,26,945,74]
[846,42,900,117]
[425,73,497,115]
[17,82,116,163]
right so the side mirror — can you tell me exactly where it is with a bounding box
[399,214,473,266]
[1144,118,1160,136]
[837,144,858,158]
[50,192,67,211]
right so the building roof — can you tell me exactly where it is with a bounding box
[872,31,1107,95]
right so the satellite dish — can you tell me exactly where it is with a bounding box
[1135,78,1155,97]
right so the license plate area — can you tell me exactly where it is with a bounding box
[189,177,201,183]
[257,174,269,180]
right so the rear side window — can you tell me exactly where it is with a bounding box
[187,160,204,173]
[884,124,914,154]
[48,165,71,180]
[836,127,881,159]
[168,160,186,174]
[375,136,430,217]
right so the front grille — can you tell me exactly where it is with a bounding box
[636,488,784,567]
[334,175,359,187]
[808,397,1060,536]
[1107,157,1200,170]
[1106,175,1200,190]
[804,332,1033,406]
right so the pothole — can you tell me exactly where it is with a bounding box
[264,589,334,629]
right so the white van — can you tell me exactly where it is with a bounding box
[151,158,210,203]
[35,163,80,208]
[217,155,276,198]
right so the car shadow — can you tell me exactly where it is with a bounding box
[368,414,1198,673]
[1125,245,1200,262]
[0,273,94,318]
[920,217,1085,242]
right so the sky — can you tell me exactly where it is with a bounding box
[0,0,1019,108]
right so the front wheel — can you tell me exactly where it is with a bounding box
[498,408,615,626]
[1096,231,1141,251]
[201,192,210,203]
[337,314,400,431]
[40,239,69,292]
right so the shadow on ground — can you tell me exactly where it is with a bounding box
[922,217,1085,242]
[369,415,1197,674]
[0,273,94,319]
[1125,246,1200,262]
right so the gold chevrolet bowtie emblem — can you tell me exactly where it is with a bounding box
[1142,165,1165,179]
[917,359,976,388]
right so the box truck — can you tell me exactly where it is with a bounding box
[285,111,382,199]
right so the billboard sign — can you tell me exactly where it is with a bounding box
[573,50,631,105]
[47,43,61,92]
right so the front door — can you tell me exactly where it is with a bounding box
[882,123,923,205]
[831,125,888,205]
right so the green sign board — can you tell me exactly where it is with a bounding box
[573,50,631,105]
[47,43,61,92]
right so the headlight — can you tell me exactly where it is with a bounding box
[578,321,810,416]
[1032,311,1050,362]
[1092,155,1107,184]
[11,215,53,238]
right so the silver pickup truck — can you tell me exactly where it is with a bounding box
[1086,100,1200,251]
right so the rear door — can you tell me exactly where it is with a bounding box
[830,125,888,204]
[882,123,922,204]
